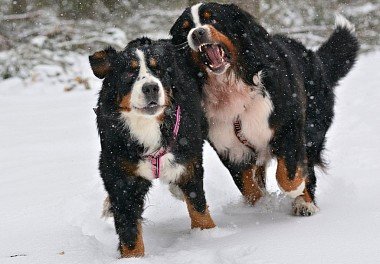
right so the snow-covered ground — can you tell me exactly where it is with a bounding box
[1,51,379,264]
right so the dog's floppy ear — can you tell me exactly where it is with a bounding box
[89,47,117,79]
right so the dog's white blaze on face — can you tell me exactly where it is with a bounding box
[136,153,185,183]
[120,49,167,153]
[187,3,210,51]
[205,72,274,165]
[130,49,165,111]
[191,3,203,27]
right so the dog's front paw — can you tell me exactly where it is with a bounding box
[120,243,145,258]
[119,223,145,258]
[292,196,320,216]
[190,209,216,230]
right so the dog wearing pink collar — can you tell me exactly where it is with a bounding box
[90,37,215,258]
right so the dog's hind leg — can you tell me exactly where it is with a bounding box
[240,165,266,205]
[221,158,266,205]
[292,164,319,216]
[276,157,319,216]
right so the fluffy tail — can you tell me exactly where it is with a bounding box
[317,14,360,87]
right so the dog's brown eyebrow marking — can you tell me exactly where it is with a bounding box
[149,58,158,68]
[131,60,139,69]
[203,10,212,19]
[183,20,190,29]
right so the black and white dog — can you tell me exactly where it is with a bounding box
[170,2,359,216]
[89,38,215,258]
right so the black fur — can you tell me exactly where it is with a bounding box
[170,3,359,203]
[90,38,210,254]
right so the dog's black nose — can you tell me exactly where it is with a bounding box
[192,28,206,40]
[142,83,159,96]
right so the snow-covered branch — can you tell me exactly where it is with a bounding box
[1,10,43,21]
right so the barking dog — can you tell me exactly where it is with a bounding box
[90,38,215,258]
[170,3,359,216]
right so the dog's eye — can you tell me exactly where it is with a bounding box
[130,60,139,70]
[203,10,212,20]
[125,72,137,83]
[182,20,190,30]
[149,58,158,68]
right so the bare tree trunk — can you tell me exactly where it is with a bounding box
[11,0,27,14]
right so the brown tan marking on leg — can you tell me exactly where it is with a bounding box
[185,197,215,230]
[276,158,305,196]
[302,187,313,203]
[242,166,264,205]
[276,158,319,216]
[255,165,266,189]
[120,222,145,258]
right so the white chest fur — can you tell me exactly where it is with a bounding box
[203,72,274,165]
[120,112,185,182]
[120,112,162,154]
[136,152,185,183]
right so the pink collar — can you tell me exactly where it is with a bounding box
[145,105,182,179]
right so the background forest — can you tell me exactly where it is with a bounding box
[1,0,379,90]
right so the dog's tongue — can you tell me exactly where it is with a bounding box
[205,45,223,67]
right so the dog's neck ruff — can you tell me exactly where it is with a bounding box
[143,105,182,179]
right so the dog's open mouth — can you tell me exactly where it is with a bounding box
[199,43,231,74]
[134,102,163,115]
